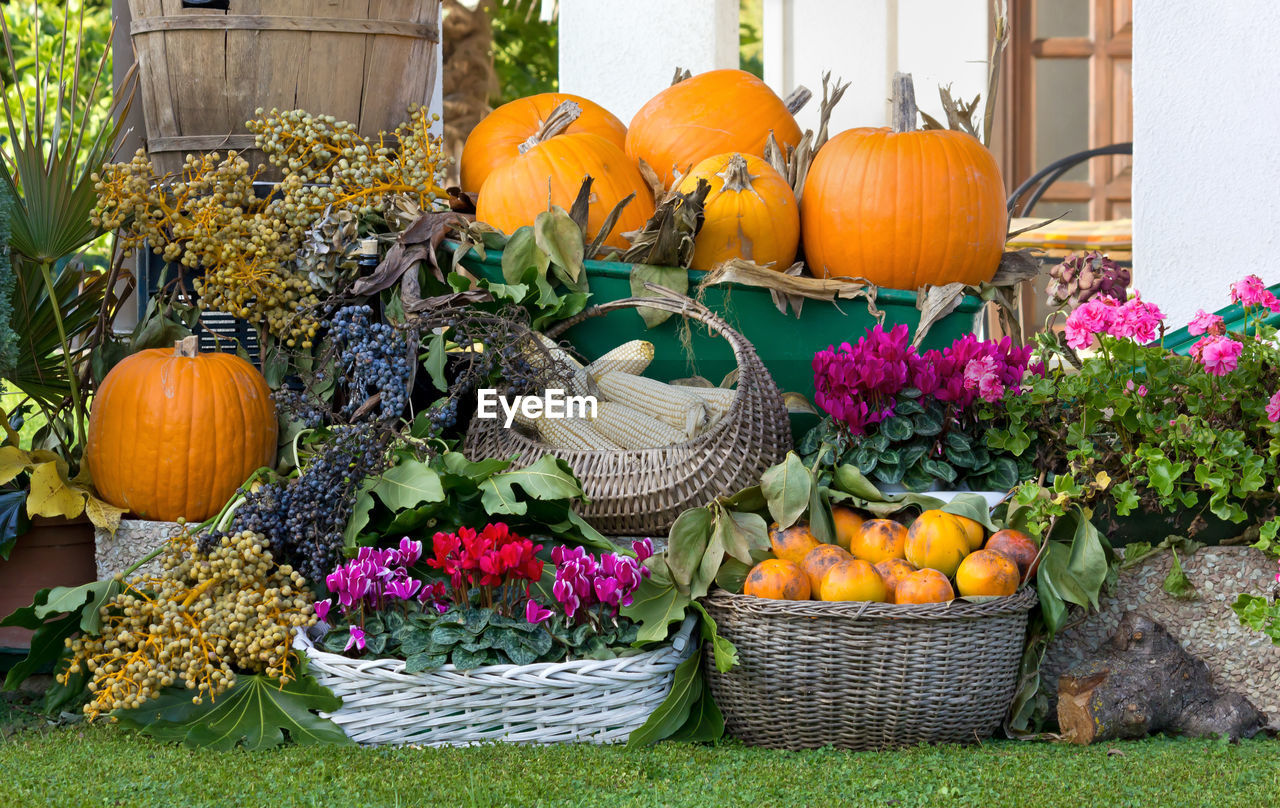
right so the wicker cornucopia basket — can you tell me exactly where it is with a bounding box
[464,288,792,535]
[700,588,1038,750]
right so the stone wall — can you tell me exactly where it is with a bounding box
[1042,546,1280,724]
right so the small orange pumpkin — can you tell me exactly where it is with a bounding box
[85,338,277,522]
[674,153,799,271]
[460,92,627,193]
[627,69,803,188]
[476,101,655,250]
[801,73,1007,289]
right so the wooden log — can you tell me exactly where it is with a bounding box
[1057,613,1266,744]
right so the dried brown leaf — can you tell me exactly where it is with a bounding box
[913,283,968,347]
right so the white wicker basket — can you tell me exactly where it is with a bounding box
[295,616,697,746]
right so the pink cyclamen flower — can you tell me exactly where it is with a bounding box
[1188,309,1225,336]
[1196,335,1243,376]
[525,599,553,625]
[1267,390,1280,423]
[313,600,331,623]
[345,625,367,653]
[1230,275,1280,312]
[1137,385,1148,397]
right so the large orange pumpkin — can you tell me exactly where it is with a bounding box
[801,74,1007,289]
[86,338,277,522]
[460,92,627,193]
[476,101,654,250]
[674,153,799,271]
[627,69,802,188]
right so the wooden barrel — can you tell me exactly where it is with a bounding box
[128,0,441,176]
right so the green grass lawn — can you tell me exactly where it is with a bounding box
[0,723,1275,808]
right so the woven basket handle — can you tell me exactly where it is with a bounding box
[544,282,765,387]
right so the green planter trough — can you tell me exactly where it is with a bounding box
[457,247,985,435]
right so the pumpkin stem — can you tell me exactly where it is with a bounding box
[784,86,812,116]
[519,101,583,154]
[671,66,692,85]
[717,154,757,193]
[174,335,199,357]
[891,71,918,134]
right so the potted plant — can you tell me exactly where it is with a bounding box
[797,323,1037,499]
[993,268,1280,544]
[298,525,692,746]
[0,5,136,648]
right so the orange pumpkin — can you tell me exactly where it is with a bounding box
[85,338,277,522]
[627,69,802,188]
[801,74,1007,290]
[460,92,627,193]
[674,153,799,271]
[476,101,655,250]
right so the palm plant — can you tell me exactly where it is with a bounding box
[0,1,135,450]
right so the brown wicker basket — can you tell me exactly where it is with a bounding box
[463,289,792,536]
[701,587,1038,750]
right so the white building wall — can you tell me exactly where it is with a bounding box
[558,0,739,123]
[762,0,989,134]
[1132,0,1280,327]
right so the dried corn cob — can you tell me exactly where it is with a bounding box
[589,402,687,449]
[584,340,655,381]
[534,415,622,451]
[596,372,709,437]
[528,332,592,395]
[674,384,737,422]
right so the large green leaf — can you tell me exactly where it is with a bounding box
[533,207,585,283]
[623,561,689,644]
[940,493,1000,532]
[372,460,446,512]
[114,670,352,750]
[626,649,705,747]
[479,455,584,515]
[691,601,738,673]
[665,507,713,591]
[761,452,811,529]
[37,578,121,633]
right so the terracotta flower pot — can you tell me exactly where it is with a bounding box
[0,515,97,649]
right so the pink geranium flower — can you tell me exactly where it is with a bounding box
[1064,298,1118,349]
[1267,390,1280,423]
[1188,309,1225,336]
[1230,275,1280,312]
[1110,295,1165,343]
[1195,335,1243,376]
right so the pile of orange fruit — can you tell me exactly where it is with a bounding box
[743,507,1039,604]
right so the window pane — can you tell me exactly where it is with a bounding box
[1036,0,1089,38]
[1035,58,1091,185]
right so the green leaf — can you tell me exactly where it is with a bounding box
[342,487,376,548]
[424,332,448,392]
[832,464,885,500]
[921,458,958,484]
[691,602,738,673]
[760,452,812,529]
[940,494,999,532]
[623,562,689,644]
[629,264,689,328]
[36,578,121,633]
[480,455,585,516]
[912,411,943,436]
[716,510,770,566]
[534,207,585,283]
[695,528,725,600]
[880,416,913,441]
[714,558,751,594]
[405,652,448,673]
[808,485,834,545]
[114,670,352,750]
[1162,549,1198,600]
[665,507,713,591]
[500,226,547,283]
[371,460,445,512]
[626,649,704,747]
[451,648,491,670]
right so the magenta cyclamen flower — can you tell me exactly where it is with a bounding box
[1266,391,1280,423]
[525,599,553,625]
[345,625,367,653]
[314,600,331,623]
[812,324,914,434]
